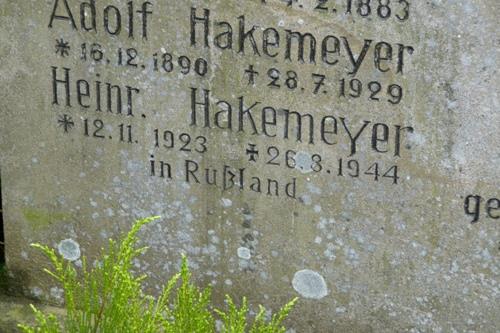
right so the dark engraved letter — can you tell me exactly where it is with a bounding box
[486,198,500,219]
[238,97,259,134]
[138,2,153,39]
[250,177,262,193]
[214,22,233,50]
[190,7,210,47]
[285,30,316,63]
[95,74,102,111]
[372,123,389,153]
[126,86,140,116]
[283,109,314,144]
[49,0,76,29]
[343,38,372,76]
[127,1,134,38]
[321,35,340,65]
[394,125,414,157]
[191,88,211,127]
[77,79,90,108]
[215,101,233,129]
[52,67,71,107]
[80,0,96,32]
[286,178,297,199]
[397,44,414,74]
[150,155,156,176]
[267,179,279,196]
[238,15,260,55]
[205,169,218,185]
[321,116,338,145]
[374,42,392,73]
[341,118,371,156]
[104,5,122,35]
[106,83,122,113]
[262,107,277,137]
[263,28,280,58]
[160,161,172,179]
[185,160,200,183]
[223,166,244,191]
[465,195,481,223]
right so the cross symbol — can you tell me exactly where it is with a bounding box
[246,144,259,162]
[244,64,259,85]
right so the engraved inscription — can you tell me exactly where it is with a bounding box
[45,0,419,202]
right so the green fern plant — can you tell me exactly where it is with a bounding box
[163,258,214,333]
[18,217,297,333]
[216,296,250,333]
[216,296,298,333]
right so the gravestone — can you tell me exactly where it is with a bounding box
[0,0,498,331]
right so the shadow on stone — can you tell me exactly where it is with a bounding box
[0,174,4,266]
[0,267,30,298]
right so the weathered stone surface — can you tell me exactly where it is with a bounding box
[0,0,498,331]
[0,292,66,333]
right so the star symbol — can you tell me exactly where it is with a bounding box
[57,114,75,133]
[55,38,70,57]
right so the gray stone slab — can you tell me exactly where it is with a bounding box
[0,1,498,331]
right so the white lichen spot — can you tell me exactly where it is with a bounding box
[344,247,359,266]
[215,320,224,332]
[243,214,254,222]
[203,244,218,255]
[221,198,233,208]
[31,287,43,298]
[336,307,347,314]
[300,195,312,205]
[292,270,328,299]
[50,287,64,302]
[237,247,252,260]
[324,243,336,261]
[295,151,313,173]
[407,131,426,147]
[317,217,335,230]
[210,235,220,244]
[57,239,81,261]
[307,183,322,195]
